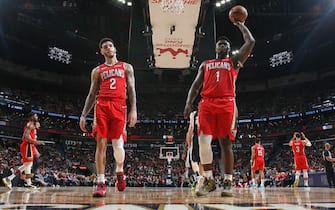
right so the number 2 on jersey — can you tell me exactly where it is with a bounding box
[110,78,116,89]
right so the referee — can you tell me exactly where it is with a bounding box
[323,143,335,188]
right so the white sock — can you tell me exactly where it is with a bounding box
[97,174,105,183]
[304,179,308,186]
[204,170,213,179]
[251,178,255,185]
[26,179,32,185]
[116,165,124,173]
[224,174,233,181]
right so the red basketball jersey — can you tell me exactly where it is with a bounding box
[254,144,264,159]
[22,122,36,143]
[291,139,306,157]
[201,58,238,98]
[98,62,127,100]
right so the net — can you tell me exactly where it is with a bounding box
[160,0,185,14]
[167,152,173,164]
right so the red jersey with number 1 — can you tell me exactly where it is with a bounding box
[201,58,238,98]
[98,62,127,100]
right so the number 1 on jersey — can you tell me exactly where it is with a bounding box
[216,71,220,82]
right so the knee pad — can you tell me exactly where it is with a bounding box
[198,133,213,165]
[303,170,308,178]
[112,135,125,163]
[24,162,33,175]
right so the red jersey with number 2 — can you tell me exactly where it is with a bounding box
[95,62,127,141]
[98,62,127,100]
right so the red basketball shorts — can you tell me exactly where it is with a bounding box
[95,98,127,141]
[294,155,309,171]
[252,158,265,171]
[20,142,35,163]
[198,97,237,140]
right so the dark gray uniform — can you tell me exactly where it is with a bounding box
[323,150,335,187]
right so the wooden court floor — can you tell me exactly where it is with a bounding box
[0,186,335,209]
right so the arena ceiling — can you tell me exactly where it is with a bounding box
[0,0,334,88]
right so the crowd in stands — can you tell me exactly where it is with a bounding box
[1,79,335,188]
[0,136,332,188]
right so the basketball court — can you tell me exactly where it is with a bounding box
[1,186,335,209]
[1,0,335,209]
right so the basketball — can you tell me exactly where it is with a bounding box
[229,5,248,23]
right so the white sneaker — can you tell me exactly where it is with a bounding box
[2,178,12,190]
[194,176,204,193]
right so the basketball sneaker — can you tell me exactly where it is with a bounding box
[93,182,107,197]
[221,179,233,197]
[24,184,40,190]
[116,172,126,192]
[194,175,204,194]
[191,181,196,193]
[2,178,12,190]
[196,177,216,197]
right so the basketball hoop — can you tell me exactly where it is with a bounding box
[160,0,185,14]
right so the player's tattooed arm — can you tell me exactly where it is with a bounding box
[81,67,100,118]
[126,63,137,127]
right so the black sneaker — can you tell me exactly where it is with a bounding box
[196,178,216,196]
[221,179,233,197]
[24,184,40,190]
